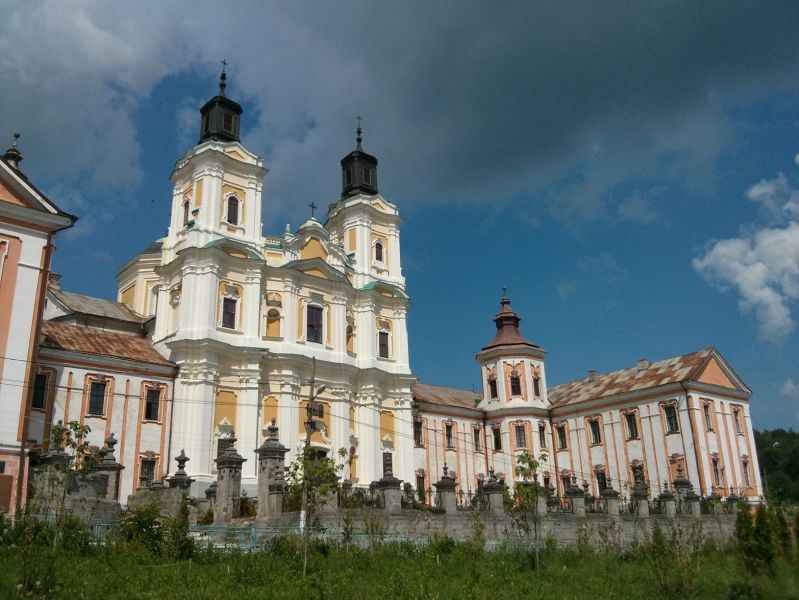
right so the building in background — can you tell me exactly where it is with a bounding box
[0,136,75,513]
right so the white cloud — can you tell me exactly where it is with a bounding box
[781,378,799,399]
[694,163,799,343]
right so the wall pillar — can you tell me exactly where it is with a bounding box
[256,419,288,522]
[434,465,457,513]
[214,441,246,524]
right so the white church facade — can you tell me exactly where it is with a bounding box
[0,71,763,512]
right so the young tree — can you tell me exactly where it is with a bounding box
[509,450,548,568]
[284,446,347,575]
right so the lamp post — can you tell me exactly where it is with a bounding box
[300,357,326,533]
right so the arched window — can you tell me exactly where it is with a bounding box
[266,308,281,338]
[183,199,191,226]
[346,324,355,354]
[226,196,240,225]
[374,240,384,262]
[377,320,391,359]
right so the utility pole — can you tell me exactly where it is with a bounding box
[300,357,326,533]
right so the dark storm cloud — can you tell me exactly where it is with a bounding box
[3,2,799,225]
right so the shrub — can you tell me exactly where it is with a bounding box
[162,501,194,560]
[117,502,164,555]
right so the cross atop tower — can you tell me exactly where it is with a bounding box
[356,115,363,149]
[308,202,318,219]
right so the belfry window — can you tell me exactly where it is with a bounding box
[510,373,522,396]
[226,196,239,225]
[363,167,372,185]
[307,305,323,343]
[533,375,541,397]
[183,199,191,226]
[488,378,498,399]
[378,331,390,358]
[374,240,384,262]
[345,168,352,186]
[223,111,234,132]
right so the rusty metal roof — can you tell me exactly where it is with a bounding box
[40,321,173,366]
[412,383,481,410]
[50,289,148,323]
[548,349,715,408]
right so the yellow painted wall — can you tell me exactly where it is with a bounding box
[266,310,281,337]
[262,395,278,427]
[194,179,204,207]
[301,267,328,279]
[380,410,395,443]
[297,298,305,338]
[347,229,356,251]
[120,285,135,308]
[300,237,329,261]
[214,390,238,431]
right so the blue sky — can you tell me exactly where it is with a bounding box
[2,2,798,430]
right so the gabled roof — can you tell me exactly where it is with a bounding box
[0,156,76,229]
[40,321,173,367]
[283,257,349,283]
[50,289,148,324]
[412,383,481,410]
[548,348,748,408]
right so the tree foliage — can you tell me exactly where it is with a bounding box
[754,428,799,502]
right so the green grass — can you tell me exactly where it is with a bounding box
[1,538,797,600]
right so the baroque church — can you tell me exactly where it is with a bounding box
[0,71,763,512]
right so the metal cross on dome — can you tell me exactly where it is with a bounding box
[308,202,318,219]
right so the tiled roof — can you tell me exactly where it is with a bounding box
[412,383,481,410]
[40,321,173,367]
[50,289,148,323]
[548,349,714,408]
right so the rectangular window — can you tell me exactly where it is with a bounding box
[515,424,527,448]
[533,376,541,397]
[222,298,237,329]
[473,428,482,452]
[445,423,454,449]
[510,374,522,396]
[625,412,639,439]
[596,471,607,493]
[345,168,352,186]
[538,424,547,448]
[664,405,679,433]
[557,425,567,450]
[140,458,156,487]
[742,459,751,487]
[223,111,233,132]
[703,402,713,431]
[488,378,498,399]
[733,407,743,434]
[310,403,324,419]
[32,373,47,410]
[414,420,424,446]
[378,331,390,358]
[492,426,502,451]
[416,474,426,503]
[0,461,4,474]
[307,305,323,343]
[589,419,602,445]
[144,388,161,421]
[712,457,721,486]
[88,381,106,416]
[363,167,372,185]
